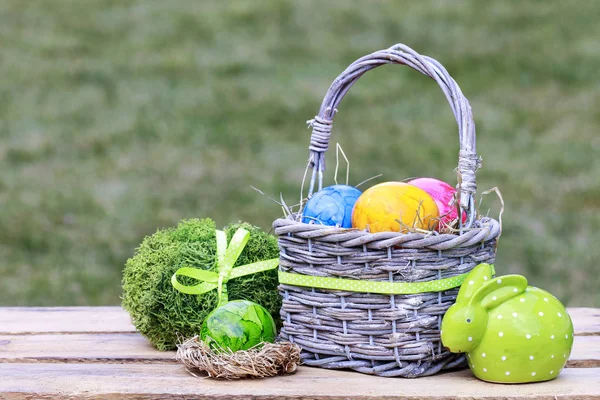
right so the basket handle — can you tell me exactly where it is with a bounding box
[306,43,480,227]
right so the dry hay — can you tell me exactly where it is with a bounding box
[176,336,302,380]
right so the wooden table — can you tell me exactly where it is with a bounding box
[0,307,599,399]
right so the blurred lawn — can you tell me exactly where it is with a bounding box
[1,1,598,307]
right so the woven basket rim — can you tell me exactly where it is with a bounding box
[273,216,500,251]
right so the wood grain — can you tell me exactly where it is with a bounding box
[570,336,600,368]
[568,308,600,336]
[0,363,599,399]
[0,307,598,399]
[0,333,175,364]
[0,332,597,368]
[0,307,597,336]
[0,307,135,334]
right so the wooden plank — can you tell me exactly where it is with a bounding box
[0,307,135,334]
[0,332,598,368]
[570,335,600,368]
[0,307,598,336]
[0,363,599,399]
[0,333,175,364]
[568,308,600,336]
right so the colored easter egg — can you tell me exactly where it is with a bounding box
[302,185,362,228]
[408,177,466,229]
[201,300,277,352]
[351,181,440,233]
[441,264,574,384]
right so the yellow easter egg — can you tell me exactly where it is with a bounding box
[351,182,440,233]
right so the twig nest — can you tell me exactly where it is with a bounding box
[176,336,302,380]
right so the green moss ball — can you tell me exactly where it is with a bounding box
[122,218,281,351]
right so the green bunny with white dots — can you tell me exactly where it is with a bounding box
[441,263,574,383]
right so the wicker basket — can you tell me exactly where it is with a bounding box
[272,43,501,378]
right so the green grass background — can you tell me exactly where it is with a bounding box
[1,1,598,307]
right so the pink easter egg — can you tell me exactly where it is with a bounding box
[408,177,467,229]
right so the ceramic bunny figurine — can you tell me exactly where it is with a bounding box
[441,263,574,383]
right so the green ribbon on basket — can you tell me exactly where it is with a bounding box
[278,264,495,295]
[171,228,280,307]
[171,226,493,301]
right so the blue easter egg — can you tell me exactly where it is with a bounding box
[301,185,362,228]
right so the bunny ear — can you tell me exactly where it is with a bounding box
[455,263,495,304]
[471,275,528,310]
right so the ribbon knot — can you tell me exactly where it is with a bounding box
[171,228,280,307]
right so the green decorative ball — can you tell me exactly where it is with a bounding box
[201,300,277,352]
[121,218,281,351]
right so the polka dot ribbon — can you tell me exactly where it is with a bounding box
[278,271,470,295]
[171,228,279,307]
